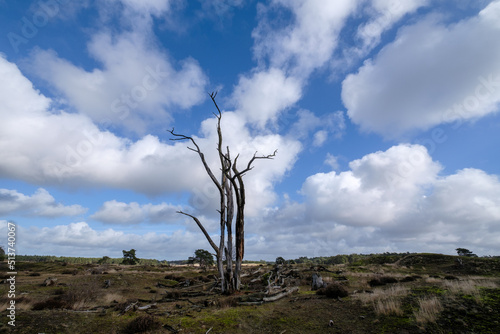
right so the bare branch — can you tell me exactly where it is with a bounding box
[177,211,219,254]
[232,149,277,180]
[168,128,223,193]
[209,91,222,116]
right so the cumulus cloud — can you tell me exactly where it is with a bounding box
[427,168,500,226]
[335,0,429,68]
[231,68,302,128]
[3,156,500,259]
[231,0,358,128]
[0,188,87,217]
[0,56,301,216]
[0,220,210,259]
[91,200,181,224]
[253,0,359,78]
[255,144,500,257]
[302,144,441,226]
[29,29,208,134]
[342,1,500,137]
[198,111,302,217]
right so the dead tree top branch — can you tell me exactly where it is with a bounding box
[168,92,276,293]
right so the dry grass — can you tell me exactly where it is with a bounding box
[355,285,409,306]
[424,276,442,284]
[0,296,35,311]
[443,277,498,303]
[102,292,126,304]
[64,277,101,310]
[414,297,443,324]
[374,297,403,316]
[355,284,409,316]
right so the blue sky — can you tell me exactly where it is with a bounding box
[1,0,500,261]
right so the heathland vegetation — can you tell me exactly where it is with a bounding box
[1,252,499,333]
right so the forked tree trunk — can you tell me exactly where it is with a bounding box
[169,92,276,293]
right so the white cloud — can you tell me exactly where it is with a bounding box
[198,111,303,217]
[342,1,500,137]
[253,0,359,78]
[0,56,301,217]
[302,144,441,226]
[0,188,87,217]
[3,157,500,259]
[0,220,210,259]
[231,0,358,128]
[29,29,208,134]
[231,68,302,128]
[324,153,340,170]
[312,130,328,147]
[344,0,429,62]
[91,200,181,224]
[427,168,500,225]
[258,144,500,257]
[289,109,345,144]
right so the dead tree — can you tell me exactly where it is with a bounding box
[169,92,276,293]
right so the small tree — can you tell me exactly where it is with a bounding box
[190,249,214,269]
[456,248,477,257]
[275,256,286,265]
[122,249,139,265]
[0,246,5,261]
[98,256,111,264]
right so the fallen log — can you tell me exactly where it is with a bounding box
[137,303,157,310]
[121,301,138,314]
[263,287,299,302]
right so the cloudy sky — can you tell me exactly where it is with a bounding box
[1,0,499,261]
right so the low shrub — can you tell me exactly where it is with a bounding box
[317,283,349,299]
[62,269,78,275]
[123,315,162,334]
[369,276,398,287]
[32,297,66,310]
[165,291,182,299]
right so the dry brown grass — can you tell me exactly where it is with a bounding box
[64,277,101,310]
[424,276,442,284]
[102,292,126,305]
[414,296,443,324]
[374,297,403,316]
[443,277,498,303]
[354,284,409,316]
[355,285,409,306]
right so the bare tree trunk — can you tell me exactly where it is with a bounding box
[169,92,276,294]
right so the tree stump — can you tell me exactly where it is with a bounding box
[311,273,325,290]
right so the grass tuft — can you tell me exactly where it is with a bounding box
[374,297,403,316]
[414,296,443,324]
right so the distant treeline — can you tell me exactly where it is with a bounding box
[288,252,500,266]
[291,252,414,265]
[13,252,500,266]
[16,255,167,265]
